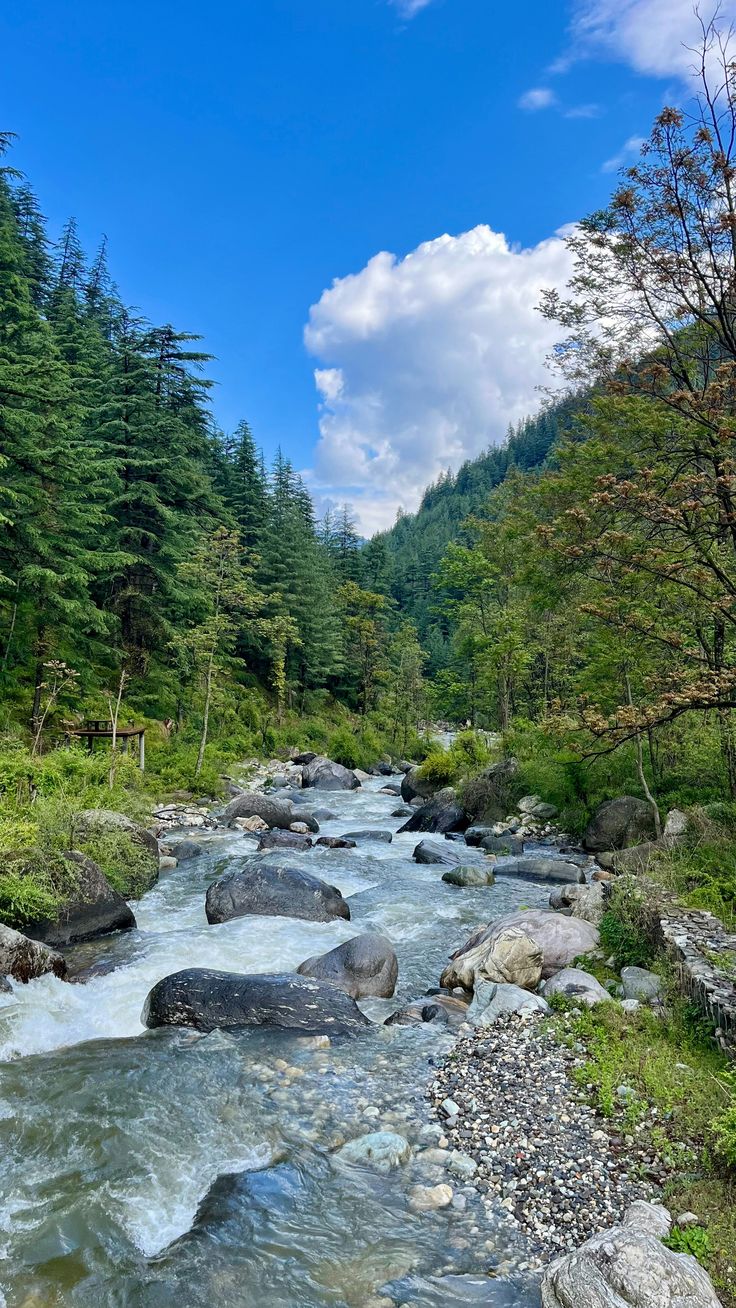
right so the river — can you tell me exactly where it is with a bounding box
[0,778,551,1308]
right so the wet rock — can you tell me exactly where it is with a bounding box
[301,756,361,791]
[142,969,371,1036]
[549,881,606,925]
[398,791,468,835]
[222,791,319,833]
[543,967,612,1007]
[315,836,357,849]
[467,979,549,1026]
[205,861,350,925]
[168,838,203,862]
[342,829,393,843]
[583,797,658,852]
[413,839,463,867]
[23,851,136,946]
[442,924,543,990]
[494,855,585,885]
[256,830,313,852]
[392,806,413,818]
[479,833,525,856]
[385,994,469,1030]
[400,767,444,803]
[297,932,398,999]
[335,1130,411,1172]
[621,966,662,1003]
[379,782,403,796]
[442,865,495,888]
[464,826,495,846]
[541,1200,722,1307]
[0,923,67,983]
[311,808,338,821]
[442,910,598,987]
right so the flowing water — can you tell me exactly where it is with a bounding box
[0,780,550,1308]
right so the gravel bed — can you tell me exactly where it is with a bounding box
[427,1011,654,1264]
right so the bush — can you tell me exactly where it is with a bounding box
[597,877,656,969]
[417,731,494,790]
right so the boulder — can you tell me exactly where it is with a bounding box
[441,924,543,991]
[495,856,585,884]
[222,792,297,830]
[400,767,444,803]
[315,836,357,850]
[467,980,549,1027]
[380,782,403,796]
[168,838,203,862]
[413,839,463,867]
[256,831,313,852]
[442,865,495,888]
[544,967,611,1007]
[292,751,318,765]
[311,808,338,821]
[479,833,525,856]
[342,830,393,843]
[621,966,662,1002]
[397,790,468,835]
[385,994,469,1030]
[442,910,598,988]
[541,1200,722,1308]
[392,806,413,819]
[23,851,137,946]
[297,932,398,999]
[205,862,350,925]
[142,969,371,1036]
[464,826,495,847]
[301,757,361,791]
[612,842,660,874]
[336,1131,411,1173]
[518,795,559,820]
[583,797,658,852]
[549,881,606,925]
[0,923,67,983]
[73,809,159,889]
[459,757,519,822]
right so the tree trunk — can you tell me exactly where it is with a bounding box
[195,650,215,776]
[625,671,662,839]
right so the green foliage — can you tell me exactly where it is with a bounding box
[664,1225,712,1263]
[418,731,494,788]
[713,1080,736,1170]
[0,867,60,929]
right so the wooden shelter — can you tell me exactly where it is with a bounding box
[67,719,146,770]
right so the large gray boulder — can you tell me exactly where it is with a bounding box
[541,1200,722,1307]
[413,839,463,867]
[205,862,350,925]
[621,966,662,1003]
[73,809,159,891]
[441,923,543,991]
[544,967,611,1007]
[142,969,370,1036]
[442,865,495,887]
[297,932,398,998]
[23,851,136,946]
[460,757,519,822]
[0,923,67,983]
[342,829,393,843]
[256,830,313,852]
[583,797,658,852]
[495,855,585,885]
[221,791,314,832]
[397,790,468,835]
[400,767,445,803]
[301,756,360,791]
[480,833,525,856]
[442,910,598,988]
[467,980,549,1027]
[518,795,559,820]
[549,881,606,925]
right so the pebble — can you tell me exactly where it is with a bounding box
[408,1183,454,1211]
[427,1012,650,1256]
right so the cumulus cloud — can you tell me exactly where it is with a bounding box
[519,86,557,110]
[569,0,736,78]
[303,226,575,535]
[601,133,645,171]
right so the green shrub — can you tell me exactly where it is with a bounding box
[597,877,656,969]
[417,749,456,787]
[664,1225,712,1263]
[0,869,60,929]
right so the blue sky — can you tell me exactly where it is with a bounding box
[0,0,726,531]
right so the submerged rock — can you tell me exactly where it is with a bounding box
[0,923,67,983]
[205,861,350,924]
[297,932,398,998]
[23,851,136,946]
[167,838,203,861]
[301,756,361,791]
[335,1131,411,1172]
[541,1200,722,1307]
[142,969,371,1035]
[479,833,525,856]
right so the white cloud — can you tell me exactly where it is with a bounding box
[563,102,601,118]
[389,0,434,17]
[601,132,645,171]
[519,86,557,110]
[569,0,736,79]
[303,226,575,535]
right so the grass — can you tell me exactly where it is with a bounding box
[551,991,736,1302]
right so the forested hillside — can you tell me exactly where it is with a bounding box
[365,394,586,665]
[0,131,427,788]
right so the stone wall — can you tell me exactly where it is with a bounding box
[655,905,736,1057]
